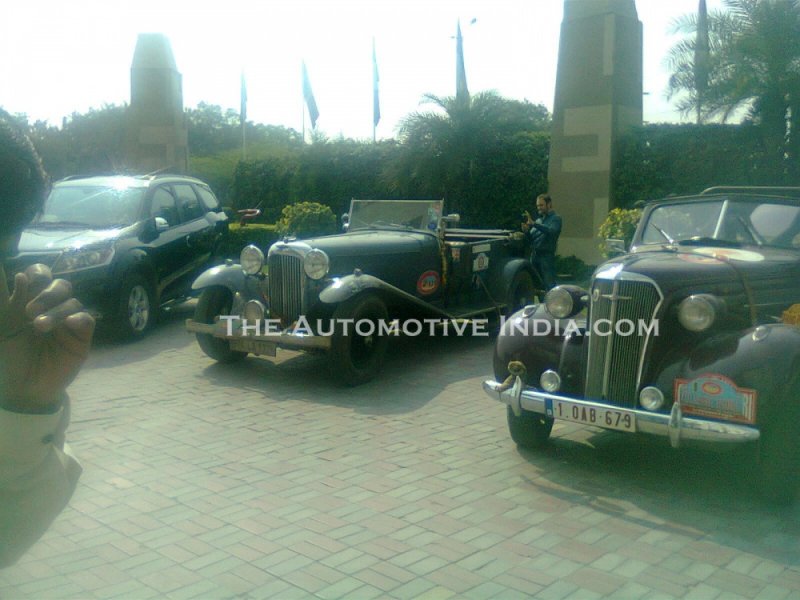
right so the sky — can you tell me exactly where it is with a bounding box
[2,0,726,141]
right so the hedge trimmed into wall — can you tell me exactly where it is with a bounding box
[612,123,798,209]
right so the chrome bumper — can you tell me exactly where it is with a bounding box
[482,378,760,447]
[186,319,331,352]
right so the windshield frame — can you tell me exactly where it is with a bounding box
[633,195,800,251]
[347,199,444,233]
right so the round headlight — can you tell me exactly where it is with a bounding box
[240,245,264,275]
[544,287,573,319]
[303,248,330,280]
[639,386,665,411]
[678,295,716,332]
[540,370,562,393]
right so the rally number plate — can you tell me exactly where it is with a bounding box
[553,399,636,432]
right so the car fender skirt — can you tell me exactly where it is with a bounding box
[191,263,247,292]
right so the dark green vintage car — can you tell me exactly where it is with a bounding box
[186,199,540,384]
[484,187,800,503]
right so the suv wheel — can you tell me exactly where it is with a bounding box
[194,286,246,363]
[115,273,155,339]
[329,293,389,386]
[507,406,553,449]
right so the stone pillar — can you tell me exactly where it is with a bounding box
[547,0,642,264]
[128,33,189,174]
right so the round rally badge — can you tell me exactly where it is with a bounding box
[417,270,440,295]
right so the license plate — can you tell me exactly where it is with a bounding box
[552,399,636,432]
[229,338,277,356]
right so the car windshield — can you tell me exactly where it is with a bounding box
[348,199,443,232]
[640,198,800,249]
[31,183,146,229]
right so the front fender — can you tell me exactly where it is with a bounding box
[493,304,585,392]
[489,258,534,298]
[655,324,800,422]
[191,263,248,294]
[319,273,452,318]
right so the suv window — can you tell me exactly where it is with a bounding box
[150,187,179,227]
[196,186,220,211]
[174,184,204,222]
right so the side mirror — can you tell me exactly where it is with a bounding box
[605,238,626,257]
[140,217,161,243]
[341,213,350,232]
[155,217,170,232]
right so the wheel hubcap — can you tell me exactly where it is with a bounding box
[128,285,150,331]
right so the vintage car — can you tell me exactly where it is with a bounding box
[186,199,540,384]
[484,187,800,502]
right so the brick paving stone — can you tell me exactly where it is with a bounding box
[3,318,800,599]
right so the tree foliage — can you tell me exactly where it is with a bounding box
[667,0,800,175]
[389,91,551,226]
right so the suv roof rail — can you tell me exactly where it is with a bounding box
[701,186,800,197]
[58,173,120,181]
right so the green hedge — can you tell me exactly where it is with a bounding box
[216,223,279,259]
[612,123,798,208]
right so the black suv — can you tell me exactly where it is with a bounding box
[8,174,228,338]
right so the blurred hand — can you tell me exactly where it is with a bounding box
[0,263,95,413]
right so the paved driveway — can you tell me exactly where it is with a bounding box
[2,303,799,599]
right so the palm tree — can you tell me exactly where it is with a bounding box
[666,0,800,171]
[390,91,550,218]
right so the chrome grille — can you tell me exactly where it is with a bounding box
[268,253,304,326]
[585,277,662,407]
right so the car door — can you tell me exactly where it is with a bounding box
[146,185,195,299]
[173,183,216,274]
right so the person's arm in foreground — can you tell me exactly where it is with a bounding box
[0,263,94,567]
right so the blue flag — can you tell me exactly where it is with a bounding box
[302,61,320,129]
[456,20,469,106]
[373,39,380,128]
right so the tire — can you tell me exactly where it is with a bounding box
[505,270,537,318]
[194,286,246,363]
[757,423,800,505]
[329,293,389,386]
[115,273,155,339]
[507,406,553,449]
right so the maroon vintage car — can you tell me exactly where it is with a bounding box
[484,187,800,503]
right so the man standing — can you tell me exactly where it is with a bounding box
[522,194,562,290]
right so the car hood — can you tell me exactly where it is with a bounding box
[289,229,439,258]
[18,226,122,253]
[599,245,800,313]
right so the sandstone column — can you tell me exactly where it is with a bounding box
[547,0,642,264]
[128,33,189,174]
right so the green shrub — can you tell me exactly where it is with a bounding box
[276,202,337,238]
[215,223,280,259]
[597,208,642,257]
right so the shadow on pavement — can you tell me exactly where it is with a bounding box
[198,330,496,416]
[511,425,800,564]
